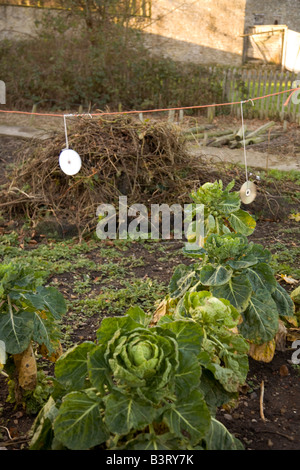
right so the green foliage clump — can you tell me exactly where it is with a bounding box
[6,370,54,415]
[29,307,244,450]
[0,21,223,112]
[0,263,66,411]
[0,263,66,356]
[185,180,256,246]
[170,180,297,346]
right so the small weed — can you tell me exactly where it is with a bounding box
[291,364,300,376]
[270,242,300,279]
[259,169,300,185]
[73,274,93,294]
[73,278,167,317]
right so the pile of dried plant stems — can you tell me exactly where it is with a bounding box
[1,115,230,233]
[183,121,283,149]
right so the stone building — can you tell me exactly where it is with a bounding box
[0,0,300,68]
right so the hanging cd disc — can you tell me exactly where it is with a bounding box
[59,149,82,175]
[239,181,257,204]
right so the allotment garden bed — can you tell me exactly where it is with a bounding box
[0,122,299,451]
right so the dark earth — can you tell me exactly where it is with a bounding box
[0,127,299,452]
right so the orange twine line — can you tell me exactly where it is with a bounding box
[0,87,299,118]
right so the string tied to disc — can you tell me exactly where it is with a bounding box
[59,114,82,176]
[239,100,257,204]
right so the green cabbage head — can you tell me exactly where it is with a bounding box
[109,328,178,388]
[89,317,182,404]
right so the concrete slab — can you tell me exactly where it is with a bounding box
[0,125,54,140]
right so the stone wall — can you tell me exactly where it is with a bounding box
[142,0,246,65]
[0,4,58,39]
[244,0,300,32]
[1,0,300,66]
[0,1,247,65]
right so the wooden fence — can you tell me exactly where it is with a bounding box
[166,67,300,124]
[221,67,300,122]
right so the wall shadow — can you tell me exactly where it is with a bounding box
[0,3,243,67]
[142,31,243,67]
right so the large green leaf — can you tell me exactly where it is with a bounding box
[198,368,236,412]
[168,264,198,299]
[96,315,140,344]
[55,342,95,391]
[123,432,180,450]
[53,390,108,450]
[32,311,60,353]
[36,286,67,319]
[228,209,256,235]
[206,356,247,394]
[204,418,244,450]
[246,243,272,263]
[126,305,151,327]
[22,286,66,319]
[226,254,257,270]
[174,350,201,399]
[199,264,233,286]
[163,389,211,445]
[211,274,252,313]
[0,310,34,354]
[104,391,156,435]
[246,263,277,292]
[158,320,204,356]
[30,397,59,450]
[218,193,240,214]
[271,284,295,318]
[88,344,111,393]
[239,289,279,344]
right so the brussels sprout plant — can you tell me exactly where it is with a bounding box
[29,307,244,451]
[168,179,297,359]
[157,290,249,409]
[0,263,66,408]
[169,232,295,348]
[184,180,256,247]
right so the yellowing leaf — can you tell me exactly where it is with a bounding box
[48,342,63,363]
[150,299,170,326]
[275,320,287,351]
[39,342,63,362]
[283,316,298,327]
[287,328,300,342]
[280,274,299,285]
[291,286,300,304]
[13,343,37,390]
[249,339,276,363]
[289,213,300,222]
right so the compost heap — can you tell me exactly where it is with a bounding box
[1,115,211,232]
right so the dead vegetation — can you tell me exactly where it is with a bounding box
[1,115,298,239]
[1,115,208,235]
[182,120,284,149]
